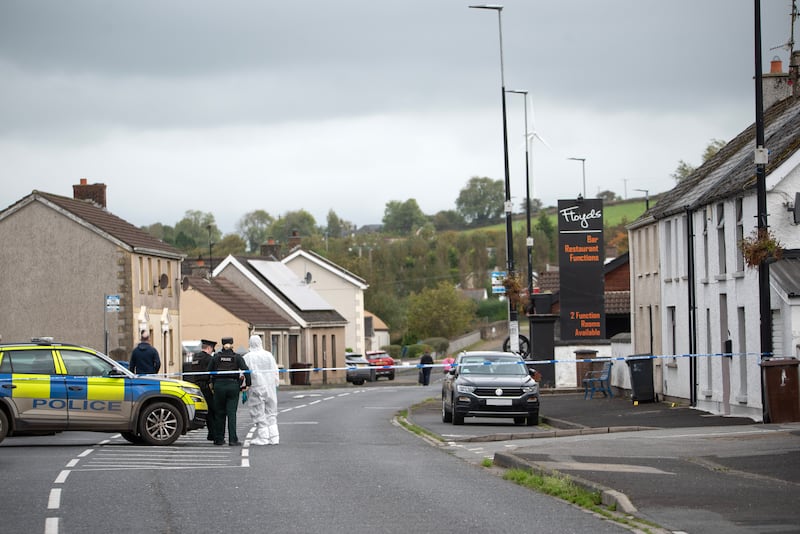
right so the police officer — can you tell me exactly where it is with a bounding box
[189,339,217,441]
[208,337,250,446]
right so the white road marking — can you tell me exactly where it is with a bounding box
[78,449,93,457]
[44,517,59,534]
[65,459,79,468]
[54,471,70,484]
[47,488,61,509]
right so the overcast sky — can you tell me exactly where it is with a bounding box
[0,1,793,235]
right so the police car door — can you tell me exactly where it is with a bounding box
[0,348,68,428]
[58,349,131,429]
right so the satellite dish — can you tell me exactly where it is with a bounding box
[159,273,169,290]
[305,272,313,284]
[181,276,190,291]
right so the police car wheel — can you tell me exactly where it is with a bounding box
[121,431,146,445]
[139,402,184,446]
[0,410,8,443]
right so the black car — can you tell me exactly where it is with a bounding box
[442,351,539,426]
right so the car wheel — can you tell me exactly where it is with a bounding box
[513,416,525,425]
[526,413,539,426]
[138,402,184,446]
[0,410,8,444]
[354,378,364,386]
[121,431,146,445]
[388,371,395,381]
[442,397,452,423]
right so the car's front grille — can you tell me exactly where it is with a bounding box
[474,387,524,397]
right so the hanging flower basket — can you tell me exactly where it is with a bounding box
[502,273,529,312]
[739,228,783,268]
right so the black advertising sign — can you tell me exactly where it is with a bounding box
[557,199,605,340]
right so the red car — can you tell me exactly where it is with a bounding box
[366,350,395,380]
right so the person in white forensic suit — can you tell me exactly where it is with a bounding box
[243,335,280,445]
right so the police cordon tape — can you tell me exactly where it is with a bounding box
[162,351,778,379]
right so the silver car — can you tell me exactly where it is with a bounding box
[345,353,375,385]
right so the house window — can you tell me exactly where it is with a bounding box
[270,334,280,359]
[717,203,726,275]
[157,259,162,295]
[167,261,173,296]
[735,198,744,273]
[147,257,154,294]
[664,220,672,279]
[139,256,145,293]
[702,209,709,281]
[313,334,319,368]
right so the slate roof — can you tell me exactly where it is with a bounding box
[1,191,183,257]
[233,256,347,326]
[187,275,294,328]
[643,96,800,220]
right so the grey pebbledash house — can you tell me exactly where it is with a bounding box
[628,57,800,421]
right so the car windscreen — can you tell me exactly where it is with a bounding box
[459,357,527,375]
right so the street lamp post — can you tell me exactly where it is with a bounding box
[507,89,534,316]
[634,188,650,210]
[567,156,586,198]
[470,3,518,353]
[568,157,586,198]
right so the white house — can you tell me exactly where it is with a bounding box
[629,69,800,421]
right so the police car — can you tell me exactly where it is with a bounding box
[0,338,208,446]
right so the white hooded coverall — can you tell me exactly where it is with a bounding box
[243,335,280,445]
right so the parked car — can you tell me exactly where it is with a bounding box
[366,350,395,380]
[441,351,540,426]
[345,353,375,385]
[0,338,208,445]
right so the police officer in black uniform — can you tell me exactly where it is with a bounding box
[189,339,217,441]
[208,337,250,446]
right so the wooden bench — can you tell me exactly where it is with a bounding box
[582,360,613,399]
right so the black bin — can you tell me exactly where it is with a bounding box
[761,358,800,423]
[290,362,312,386]
[626,355,655,403]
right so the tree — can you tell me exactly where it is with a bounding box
[174,210,220,253]
[237,210,274,252]
[406,282,476,340]
[382,199,427,235]
[671,138,727,183]
[270,210,319,241]
[518,198,543,215]
[432,210,466,231]
[214,233,247,257]
[326,209,353,238]
[597,190,619,202]
[456,176,504,225]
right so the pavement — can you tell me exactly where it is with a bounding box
[408,386,800,534]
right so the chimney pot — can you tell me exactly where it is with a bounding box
[771,57,783,74]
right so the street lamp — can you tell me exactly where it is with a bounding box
[470,3,519,353]
[567,156,586,198]
[634,188,650,210]
[506,89,534,309]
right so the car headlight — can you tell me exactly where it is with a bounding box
[181,386,202,396]
[522,384,539,394]
[456,384,475,394]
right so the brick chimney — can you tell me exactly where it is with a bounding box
[259,238,281,259]
[73,178,107,208]
[288,229,302,250]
